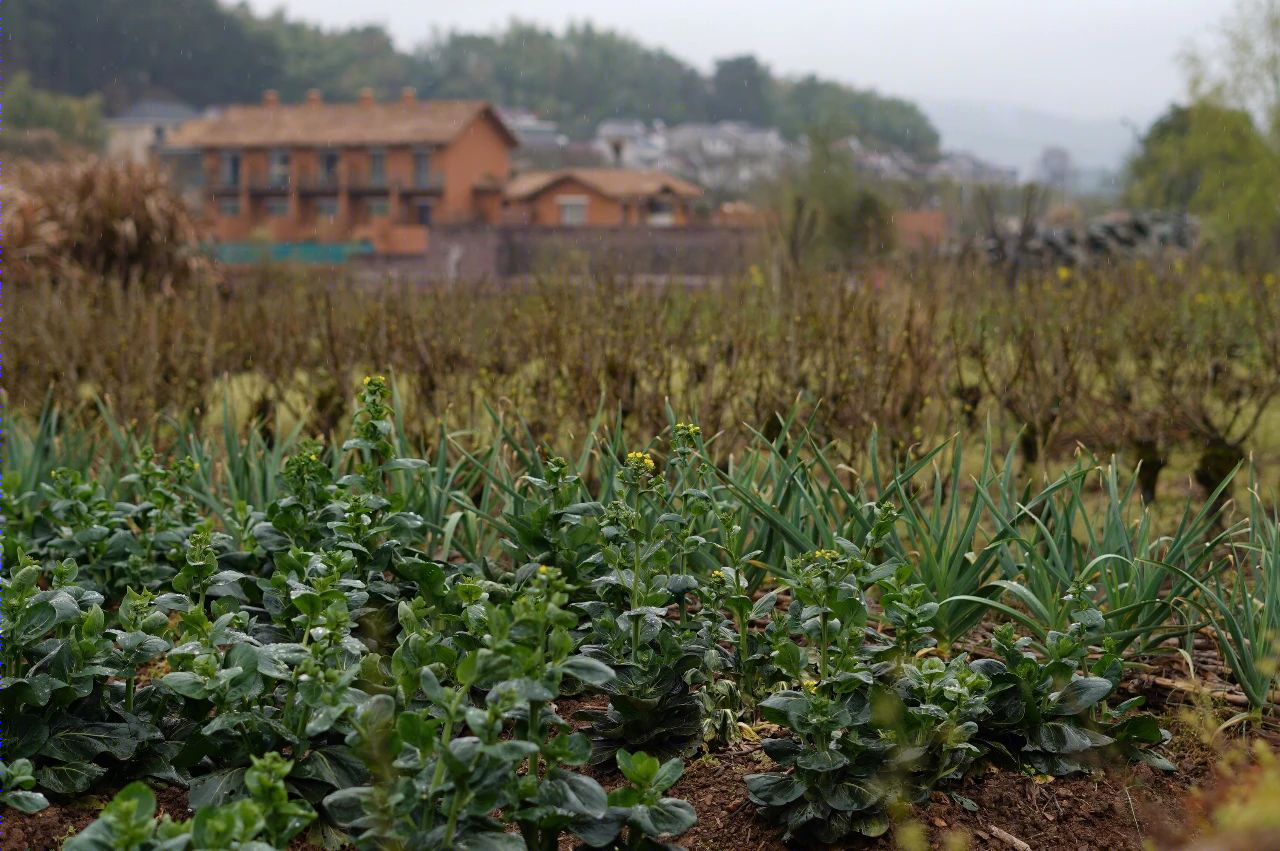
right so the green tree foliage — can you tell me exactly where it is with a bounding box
[6,5,937,157]
[234,10,419,103]
[4,72,104,147]
[767,134,896,273]
[413,22,712,138]
[3,0,283,108]
[710,55,775,125]
[1127,1,1280,265]
[776,75,940,156]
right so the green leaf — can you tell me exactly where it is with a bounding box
[1136,750,1178,772]
[538,769,608,819]
[382,457,430,471]
[616,750,659,786]
[652,757,684,792]
[3,789,51,813]
[796,748,849,772]
[1049,677,1114,716]
[761,737,801,766]
[40,722,150,762]
[293,745,365,790]
[1108,715,1165,744]
[759,690,811,727]
[571,811,625,847]
[543,732,592,766]
[745,772,806,806]
[772,641,805,679]
[161,671,209,699]
[13,602,57,644]
[824,780,877,812]
[750,591,779,621]
[320,786,374,828]
[188,766,248,809]
[35,761,107,795]
[645,798,696,834]
[1029,722,1112,755]
[456,831,531,851]
[6,715,50,759]
[560,655,616,687]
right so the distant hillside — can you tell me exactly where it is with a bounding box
[922,97,1139,178]
[4,0,940,159]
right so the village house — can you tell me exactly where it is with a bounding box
[105,99,200,163]
[503,168,702,227]
[162,88,517,254]
[663,122,794,193]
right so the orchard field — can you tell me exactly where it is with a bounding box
[5,262,1280,850]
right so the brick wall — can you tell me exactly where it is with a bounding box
[348,225,763,282]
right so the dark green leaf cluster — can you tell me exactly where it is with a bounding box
[4,387,1185,851]
[742,509,1171,845]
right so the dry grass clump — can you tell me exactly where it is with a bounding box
[2,157,206,288]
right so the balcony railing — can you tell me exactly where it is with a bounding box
[404,172,445,192]
[297,174,340,193]
[220,171,448,194]
[347,172,388,193]
[246,173,290,193]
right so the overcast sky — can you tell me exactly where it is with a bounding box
[242,0,1226,126]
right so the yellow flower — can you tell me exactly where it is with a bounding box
[626,450,655,471]
[710,570,724,580]
[1056,266,1071,282]
[801,678,819,693]
[537,565,551,576]
[363,376,371,386]
[309,453,318,462]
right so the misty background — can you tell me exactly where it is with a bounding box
[241,0,1221,174]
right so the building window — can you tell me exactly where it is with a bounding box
[413,150,432,187]
[646,198,676,227]
[415,202,433,226]
[557,195,587,226]
[368,198,389,219]
[269,149,290,188]
[320,150,340,184]
[369,149,386,186]
[315,198,339,221]
[218,198,241,218]
[220,151,241,187]
[266,198,289,219]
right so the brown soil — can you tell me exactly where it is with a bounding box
[0,714,1229,851]
[661,734,1215,851]
[1,784,189,851]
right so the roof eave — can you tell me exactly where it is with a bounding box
[454,103,521,150]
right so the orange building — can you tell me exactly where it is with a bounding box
[891,209,949,253]
[163,89,517,254]
[503,168,702,227]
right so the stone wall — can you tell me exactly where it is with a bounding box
[344,225,764,284]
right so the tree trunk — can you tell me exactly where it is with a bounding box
[1134,439,1166,503]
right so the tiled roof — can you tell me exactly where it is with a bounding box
[164,99,515,149]
[505,168,702,200]
[108,99,199,124]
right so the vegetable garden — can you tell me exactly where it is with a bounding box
[4,374,1278,850]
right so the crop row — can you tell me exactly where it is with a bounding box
[12,262,1280,497]
[3,379,1277,848]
